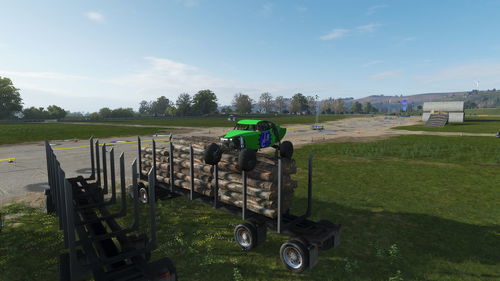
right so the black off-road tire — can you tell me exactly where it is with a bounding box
[204,143,223,165]
[279,141,294,159]
[238,149,257,171]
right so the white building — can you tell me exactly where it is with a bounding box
[422,101,464,123]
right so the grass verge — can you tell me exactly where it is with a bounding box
[0,123,170,145]
[1,135,499,280]
[393,117,500,134]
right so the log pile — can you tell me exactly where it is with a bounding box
[140,137,297,218]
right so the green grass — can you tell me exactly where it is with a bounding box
[465,108,500,115]
[393,117,500,134]
[0,123,169,145]
[1,135,499,280]
[99,114,357,127]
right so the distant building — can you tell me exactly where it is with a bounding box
[422,101,464,123]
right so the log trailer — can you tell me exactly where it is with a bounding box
[44,138,177,281]
[137,137,341,273]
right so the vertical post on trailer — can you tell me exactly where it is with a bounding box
[213,164,218,208]
[242,170,247,220]
[44,141,54,212]
[169,142,174,192]
[306,152,312,217]
[147,168,157,251]
[119,153,127,214]
[190,145,194,200]
[137,137,142,177]
[277,157,282,234]
[131,159,140,229]
[89,137,95,180]
[152,139,157,186]
[109,148,116,202]
[95,140,101,187]
[102,143,108,194]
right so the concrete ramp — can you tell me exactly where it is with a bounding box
[425,113,449,127]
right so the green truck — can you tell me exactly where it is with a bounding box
[204,119,293,171]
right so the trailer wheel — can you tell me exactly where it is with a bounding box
[234,222,258,250]
[58,253,71,281]
[138,183,149,204]
[279,141,294,159]
[238,149,257,171]
[204,143,222,165]
[280,239,309,273]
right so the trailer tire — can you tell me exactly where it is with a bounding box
[58,253,71,281]
[204,143,222,165]
[238,149,257,171]
[234,222,258,250]
[279,239,309,273]
[279,141,294,159]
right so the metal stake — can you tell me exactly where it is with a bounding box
[277,157,282,234]
[213,164,219,208]
[190,145,194,200]
[242,170,247,220]
[102,143,108,194]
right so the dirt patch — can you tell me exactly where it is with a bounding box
[0,192,46,209]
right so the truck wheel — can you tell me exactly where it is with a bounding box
[279,141,294,159]
[234,222,258,250]
[138,183,149,204]
[238,149,257,171]
[204,143,222,165]
[280,239,309,273]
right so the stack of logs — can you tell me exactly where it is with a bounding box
[140,138,297,218]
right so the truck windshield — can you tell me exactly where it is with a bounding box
[234,124,256,131]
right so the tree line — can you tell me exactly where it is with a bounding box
[1,75,379,120]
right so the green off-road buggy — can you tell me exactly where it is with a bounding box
[204,119,293,171]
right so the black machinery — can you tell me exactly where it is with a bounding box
[44,138,177,281]
[137,137,341,273]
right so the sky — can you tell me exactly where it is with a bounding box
[1,0,500,112]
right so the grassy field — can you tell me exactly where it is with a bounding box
[100,114,357,127]
[393,117,500,134]
[465,108,500,115]
[1,135,499,280]
[0,123,169,145]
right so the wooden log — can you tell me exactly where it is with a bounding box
[218,188,293,209]
[218,194,279,218]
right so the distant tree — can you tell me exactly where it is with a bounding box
[99,107,112,118]
[307,96,318,115]
[274,96,286,113]
[151,96,171,116]
[192,89,218,115]
[332,99,345,114]
[417,105,423,111]
[23,107,52,119]
[0,76,23,119]
[175,93,192,116]
[350,101,362,113]
[139,100,152,114]
[233,93,253,114]
[47,105,67,119]
[110,108,135,118]
[464,101,478,109]
[88,112,100,119]
[220,106,233,114]
[363,102,373,113]
[321,98,334,114]
[165,106,176,116]
[258,92,273,113]
[290,93,308,114]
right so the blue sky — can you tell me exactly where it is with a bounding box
[1,0,500,112]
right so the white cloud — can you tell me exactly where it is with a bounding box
[416,62,500,84]
[366,5,387,15]
[259,2,274,17]
[362,60,383,67]
[0,42,6,48]
[370,69,402,79]
[295,5,307,13]
[85,11,105,23]
[320,29,349,40]
[357,23,382,32]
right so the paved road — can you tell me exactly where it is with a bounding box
[0,116,494,204]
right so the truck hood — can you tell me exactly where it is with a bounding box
[223,130,259,138]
